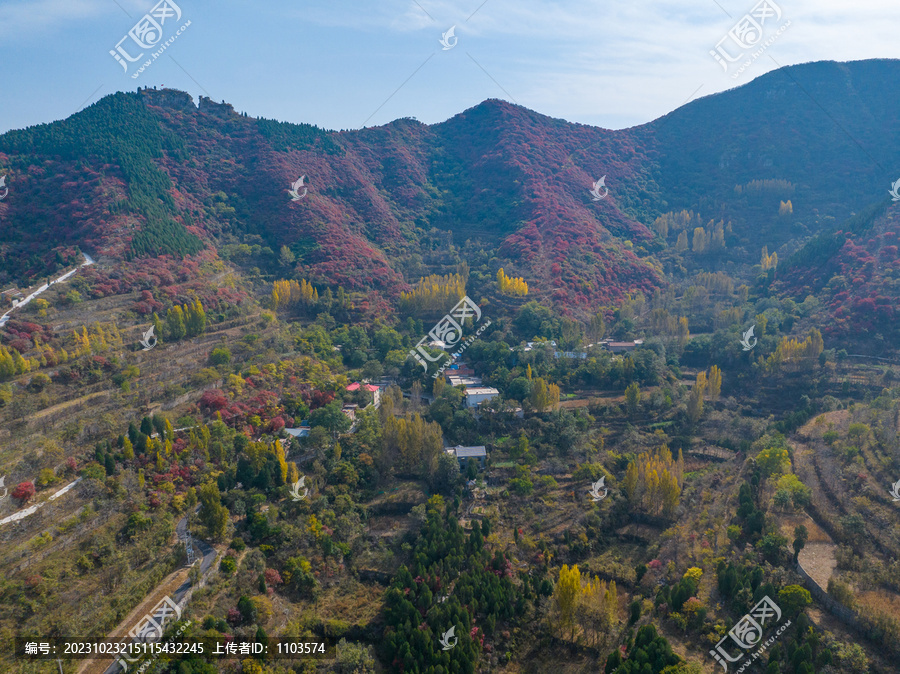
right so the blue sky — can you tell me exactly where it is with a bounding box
[1,0,898,134]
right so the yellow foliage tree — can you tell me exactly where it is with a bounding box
[760,246,779,271]
[624,446,683,517]
[272,279,319,310]
[530,378,560,413]
[677,316,690,346]
[692,227,707,252]
[688,371,707,423]
[578,576,619,649]
[399,273,466,314]
[497,268,529,296]
[707,365,722,401]
[382,413,443,476]
[553,564,582,641]
[765,329,824,373]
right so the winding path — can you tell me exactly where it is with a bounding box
[0,252,95,328]
[92,509,217,674]
[0,478,82,526]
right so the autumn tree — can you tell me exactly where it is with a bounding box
[587,311,606,341]
[399,273,466,315]
[530,377,560,413]
[552,564,582,641]
[688,371,707,423]
[707,365,722,401]
[198,481,229,541]
[272,279,318,310]
[624,446,683,517]
[761,246,779,271]
[676,316,689,346]
[184,298,207,337]
[165,305,186,340]
[497,268,529,296]
[381,413,443,477]
[764,329,824,373]
[552,564,619,647]
[578,576,619,649]
[625,382,640,417]
[12,481,36,503]
[692,227,707,252]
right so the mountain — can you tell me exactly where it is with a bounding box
[1,59,900,314]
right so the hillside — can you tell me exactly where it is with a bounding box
[1,59,898,315]
[1,59,899,674]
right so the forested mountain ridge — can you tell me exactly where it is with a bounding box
[1,59,899,315]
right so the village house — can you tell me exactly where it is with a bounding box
[1,289,23,307]
[446,361,476,376]
[601,339,644,354]
[444,445,487,470]
[284,425,311,439]
[347,381,381,407]
[464,387,499,408]
[446,374,483,388]
[554,350,588,359]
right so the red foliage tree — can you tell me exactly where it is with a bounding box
[200,389,228,411]
[12,481,36,503]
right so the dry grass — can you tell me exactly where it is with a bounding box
[777,513,831,544]
[856,588,900,618]
[315,577,385,626]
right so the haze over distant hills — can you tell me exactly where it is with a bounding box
[0,58,898,313]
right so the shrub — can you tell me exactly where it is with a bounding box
[220,556,237,574]
[508,478,533,496]
[11,481,36,503]
[27,373,51,392]
[827,578,856,609]
[336,638,376,673]
[80,462,106,481]
[209,347,232,366]
[237,596,256,624]
[36,469,57,488]
[572,463,605,481]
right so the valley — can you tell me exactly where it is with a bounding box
[0,58,898,674]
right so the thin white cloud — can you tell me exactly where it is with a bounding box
[0,0,127,39]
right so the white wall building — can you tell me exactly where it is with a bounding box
[464,387,499,408]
